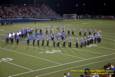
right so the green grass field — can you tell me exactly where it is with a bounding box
[0,19,115,77]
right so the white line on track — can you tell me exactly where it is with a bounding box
[0,47,61,65]
[5,61,32,71]
[9,52,115,77]
[37,58,115,77]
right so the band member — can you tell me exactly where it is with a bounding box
[32,38,35,46]
[15,35,20,45]
[80,38,84,48]
[72,30,75,36]
[68,36,72,47]
[63,39,66,47]
[76,36,79,48]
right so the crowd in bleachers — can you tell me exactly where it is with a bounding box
[64,63,115,77]
[0,4,59,19]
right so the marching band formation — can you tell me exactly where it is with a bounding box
[5,26,102,48]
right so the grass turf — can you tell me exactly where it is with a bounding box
[0,19,115,77]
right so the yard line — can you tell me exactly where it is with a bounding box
[68,48,86,59]
[31,46,84,60]
[98,46,115,51]
[5,61,33,71]
[9,52,115,77]
[103,37,115,42]
[72,48,101,55]
[61,48,85,59]
[0,47,61,65]
[25,45,84,59]
[0,29,5,32]
[37,58,115,77]
[103,32,115,36]
[61,52,84,59]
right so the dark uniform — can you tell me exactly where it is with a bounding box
[41,35,45,46]
[79,29,82,36]
[37,39,40,46]
[41,40,44,46]
[84,31,87,36]
[53,37,56,47]
[72,30,74,36]
[40,29,42,35]
[68,36,72,47]
[27,35,32,45]
[63,39,66,47]
[75,37,79,48]
[83,37,87,47]
[10,37,14,44]
[80,38,84,48]
[67,30,70,36]
[27,39,30,45]
[46,40,49,46]
[15,35,20,45]
[32,39,35,46]
[57,41,60,47]
[45,29,48,35]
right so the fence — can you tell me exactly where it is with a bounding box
[0,18,51,25]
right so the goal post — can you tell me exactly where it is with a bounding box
[63,14,77,19]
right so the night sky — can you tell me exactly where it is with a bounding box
[0,0,115,15]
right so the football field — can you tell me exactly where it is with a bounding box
[0,19,115,77]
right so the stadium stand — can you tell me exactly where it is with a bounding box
[0,4,60,19]
[63,63,115,77]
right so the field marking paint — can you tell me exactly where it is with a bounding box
[37,58,115,77]
[103,32,115,36]
[6,61,33,71]
[64,48,86,59]
[0,29,5,32]
[103,37,115,42]
[9,52,115,77]
[40,49,84,59]
[98,46,115,51]
[72,47,101,55]
[61,52,84,59]
[0,47,61,65]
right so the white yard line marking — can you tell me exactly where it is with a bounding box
[102,34,115,38]
[72,48,101,55]
[0,29,5,32]
[103,37,115,42]
[37,58,115,77]
[62,53,84,59]
[0,47,61,65]
[9,52,115,77]
[5,61,32,71]
[103,32,115,36]
[61,48,85,59]
[98,46,115,51]
[31,46,84,59]
[68,48,86,59]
